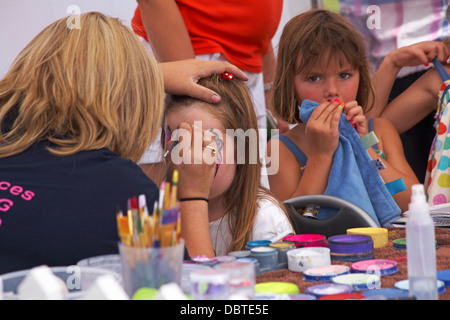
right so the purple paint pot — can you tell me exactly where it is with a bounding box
[327,234,374,262]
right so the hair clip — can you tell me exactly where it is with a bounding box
[221,72,234,80]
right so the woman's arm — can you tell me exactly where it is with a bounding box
[137,0,195,62]
[380,67,445,133]
[368,41,449,119]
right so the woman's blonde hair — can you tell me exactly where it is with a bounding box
[273,9,375,124]
[0,12,164,162]
[165,74,291,252]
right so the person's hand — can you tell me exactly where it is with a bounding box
[343,101,369,137]
[159,59,249,103]
[164,122,217,199]
[386,41,450,70]
[305,99,343,157]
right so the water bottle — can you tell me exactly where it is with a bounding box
[406,184,438,300]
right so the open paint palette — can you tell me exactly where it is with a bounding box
[303,265,350,283]
[350,259,398,277]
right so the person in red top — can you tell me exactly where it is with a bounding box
[132,0,285,186]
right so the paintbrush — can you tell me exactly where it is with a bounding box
[163,139,179,158]
[170,170,179,208]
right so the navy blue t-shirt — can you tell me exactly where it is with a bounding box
[0,141,159,274]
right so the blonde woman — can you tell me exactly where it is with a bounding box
[164,74,294,257]
[0,12,241,274]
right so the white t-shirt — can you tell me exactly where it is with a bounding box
[209,197,294,256]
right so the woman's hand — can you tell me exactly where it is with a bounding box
[385,41,450,71]
[159,59,248,103]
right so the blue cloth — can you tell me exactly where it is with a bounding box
[275,100,401,226]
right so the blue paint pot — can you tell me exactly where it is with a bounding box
[246,240,271,250]
[228,250,251,259]
[250,247,278,273]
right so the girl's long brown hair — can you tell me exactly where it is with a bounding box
[273,9,375,124]
[165,74,292,252]
[0,12,164,162]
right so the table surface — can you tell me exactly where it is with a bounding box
[256,227,450,300]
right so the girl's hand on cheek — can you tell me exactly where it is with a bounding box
[165,122,217,199]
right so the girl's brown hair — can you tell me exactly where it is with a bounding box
[272,9,375,124]
[0,12,164,162]
[165,74,292,252]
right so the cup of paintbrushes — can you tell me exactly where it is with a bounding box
[118,238,185,297]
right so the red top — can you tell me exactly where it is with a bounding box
[132,0,283,73]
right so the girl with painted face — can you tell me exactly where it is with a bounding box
[164,74,294,257]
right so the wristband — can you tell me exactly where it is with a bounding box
[360,131,379,149]
[385,178,407,195]
[179,197,209,203]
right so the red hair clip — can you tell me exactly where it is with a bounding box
[221,72,234,80]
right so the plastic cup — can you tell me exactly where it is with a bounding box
[189,269,230,300]
[118,239,185,297]
[214,261,256,299]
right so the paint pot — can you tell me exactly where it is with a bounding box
[255,281,299,295]
[327,234,374,262]
[254,293,291,300]
[437,270,450,287]
[395,279,447,295]
[215,255,236,264]
[250,246,278,273]
[351,259,398,277]
[237,258,260,275]
[289,293,317,300]
[393,238,439,250]
[189,269,230,300]
[246,240,271,250]
[191,255,219,267]
[228,250,251,259]
[347,227,388,248]
[269,242,295,265]
[287,247,331,272]
[332,273,381,291]
[304,283,353,298]
[303,265,350,283]
[318,293,365,300]
[392,238,407,250]
[283,234,327,248]
[362,288,411,300]
[214,261,255,299]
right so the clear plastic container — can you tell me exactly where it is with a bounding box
[406,184,438,300]
[1,266,121,300]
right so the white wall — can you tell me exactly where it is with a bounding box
[273,0,313,52]
[0,0,138,77]
[0,0,312,78]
